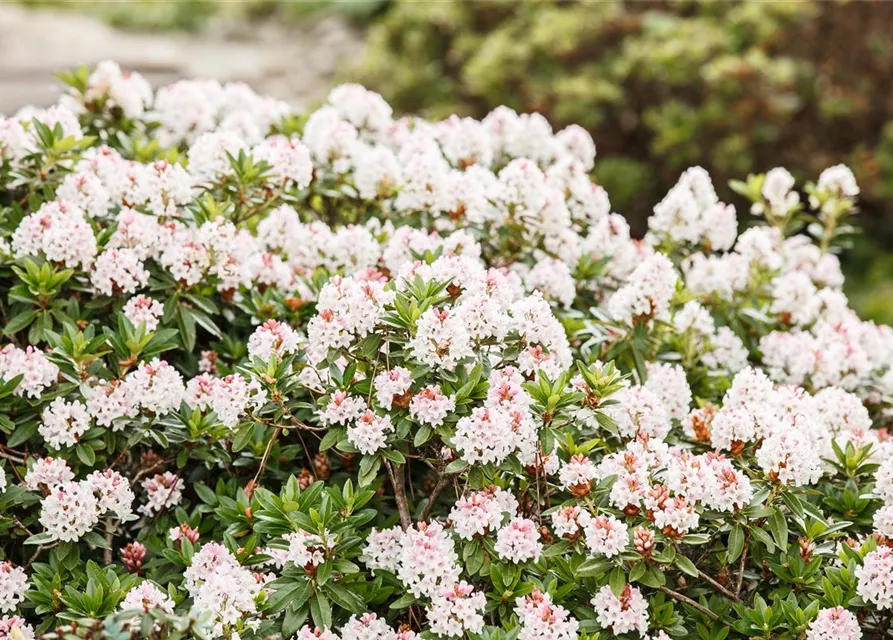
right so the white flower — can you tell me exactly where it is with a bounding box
[817,164,859,198]
[450,488,517,540]
[361,527,403,572]
[427,581,486,638]
[494,517,542,563]
[40,481,100,542]
[396,522,461,598]
[608,253,678,326]
[409,385,455,427]
[603,385,671,441]
[373,367,413,411]
[515,590,579,640]
[760,167,799,215]
[591,584,649,635]
[123,295,164,331]
[140,472,184,515]
[347,411,394,455]
[582,514,629,558]
[39,397,90,449]
[0,345,59,399]
[806,606,861,640]
[123,359,185,414]
[857,546,893,609]
[119,581,175,614]
[248,319,301,361]
[24,457,73,491]
[0,562,27,613]
[86,469,135,520]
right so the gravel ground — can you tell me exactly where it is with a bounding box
[0,4,365,114]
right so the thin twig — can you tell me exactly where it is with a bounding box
[0,444,26,485]
[103,516,114,564]
[108,445,131,471]
[292,427,316,471]
[735,533,749,598]
[131,458,170,484]
[275,402,329,432]
[698,570,740,602]
[533,447,542,523]
[0,448,25,464]
[420,471,454,522]
[2,514,32,536]
[26,543,58,568]
[251,427,282,490]
[658,586,719,622]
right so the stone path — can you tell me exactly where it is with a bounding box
[0,4,366,114]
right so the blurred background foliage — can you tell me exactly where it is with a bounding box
[15,0,893,322]
[18,0,391,31]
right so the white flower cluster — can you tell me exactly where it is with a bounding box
[24,457,134,542]
[184,543,263,635]
[0,563,27,614]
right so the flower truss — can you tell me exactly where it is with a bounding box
[0,61,887,640]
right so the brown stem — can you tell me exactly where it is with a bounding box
[698,570,740,602]
[272,401,329,432]
[0,447,25,465]
[103,516,114,564]
[420,471,454,522]
[131,458,170,484]
[250,427,282,490]
[735,533,750,598]
[2,514,32,536]
[109,444,131,471]
[385,461,412,530]
[658,586,720,622]
[26,543,57,568]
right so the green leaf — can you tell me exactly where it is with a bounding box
[8,421,38,447]
[727,525,745,564]
[232,424,255,452]
[628,562,646,583]
[768,508,788,551]
[325,583,365,614]
[177,307,197,352]
[608,566,626,596]
[638,567,666,588]
[674,555,699,578]
[380,448,405,464]
[84,531,111,549]
[389,593,416,610]
[25,532,55,545]
[750,525,775,553]
[310,593,332,629]
[357,455,381,487]
[76,443,96,466]
[319,427,342,451]
[194,483,218,506]
[444,459,469,474]
[413,424,432,447]
[4,310,38,335]
[781,492,805,519]
[577,557,612,577]
[282,604,308,639]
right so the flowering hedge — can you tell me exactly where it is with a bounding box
[0,62,891,640]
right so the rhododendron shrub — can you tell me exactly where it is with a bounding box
[0,63,890,640]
